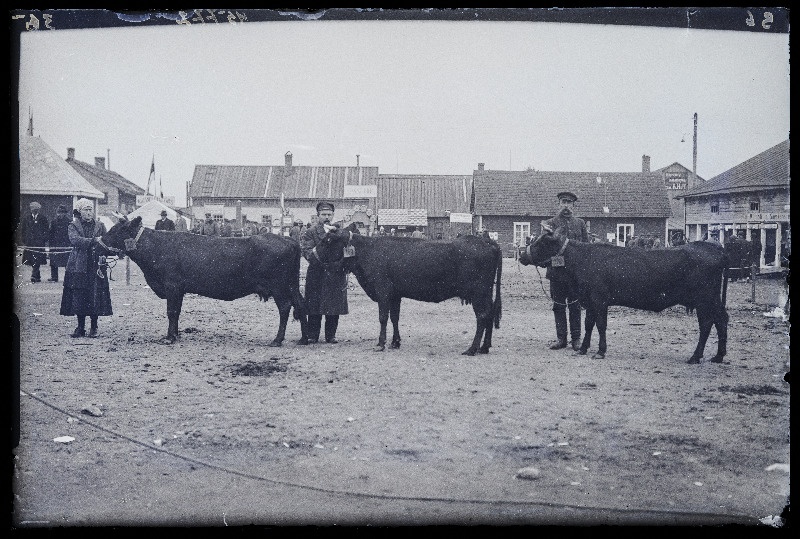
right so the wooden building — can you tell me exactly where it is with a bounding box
[676,139,790,269]
[472,163,672,255]
[188,152,379,235]
[376,174,472,238]
[651,158,705,244]
[65,147,145,217]
[18,136,103,220]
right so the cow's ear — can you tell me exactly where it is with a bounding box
[131,216,143,227]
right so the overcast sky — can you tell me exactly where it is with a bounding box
[18,14,789,207]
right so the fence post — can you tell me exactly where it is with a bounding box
[750,263,756,303]
[126,257,130,286]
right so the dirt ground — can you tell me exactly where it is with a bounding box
[12,253,790,528]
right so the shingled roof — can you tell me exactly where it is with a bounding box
[473,170,672,218]
[377,174,472,218]
[677,140,789,198]
[66,157,145,196]
[189,165,380,200]
[20,136,103,198]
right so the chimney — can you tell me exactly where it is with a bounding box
[478,163,485,171]
[67,148,75,161]
[642,155,651,173]
[284,151,293,174]
[95,157,106,169]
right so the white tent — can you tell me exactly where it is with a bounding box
[125,199,190,230]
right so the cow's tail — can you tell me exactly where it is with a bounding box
[290,243,307,321]
[721,252,730,309]
[493,247,502,329]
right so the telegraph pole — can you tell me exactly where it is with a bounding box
[692,112,698,188]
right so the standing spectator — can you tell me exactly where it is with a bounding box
[300,201,349,344]
[411,226,424,239]
[155,210,175,231]
[20,201,50,283]
[541,191,588,351]
[198,212,220,236]
[47,204,71,282]
[59,198,113,338]
[289,220,303,242]
[174,213,188,232]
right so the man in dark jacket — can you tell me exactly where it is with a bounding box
[300,201,349,344]
[47,204,72,282]
[20,201,50,283]
[154,210,175,231]
[541,191,589,351]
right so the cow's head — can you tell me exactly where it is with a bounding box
[313,223,360,269]
[518,230,564,267]
[100,215,143,255]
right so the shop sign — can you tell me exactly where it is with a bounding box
[449,212,473,223]
[762,223,778,229]
[343,185,377,198]
[748,212,789,221]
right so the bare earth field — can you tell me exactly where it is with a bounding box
[12,254,790,528]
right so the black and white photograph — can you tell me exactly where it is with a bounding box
[12,8,790,528]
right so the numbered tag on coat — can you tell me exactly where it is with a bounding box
[550,255,565,267]
[124,238,137,251]
[343,245,356,258]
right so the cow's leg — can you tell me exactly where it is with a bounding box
[464,296,490,356]
[268,293,291,347]
[389,296,402,349]
[578,308,595,355]
[688,307,714,364]
[477,295,494,354]
[592,305,609,359]
[709,304,729,363]
[163,289,184,344]
[375,299,390,352]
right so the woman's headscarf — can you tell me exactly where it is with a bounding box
[75,198,93,211]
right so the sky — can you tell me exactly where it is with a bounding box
[17,13,790,208]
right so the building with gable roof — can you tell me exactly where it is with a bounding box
[65,147,146,217]
[18,135,104,219]
[376,174,473,238]
[676,139,790,268]
[188,152,380,235]
[472,161,672,253]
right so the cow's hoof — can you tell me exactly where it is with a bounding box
[592,352,605,359]
[390,342,401,349]
[710,355,725,363]
[687,356,701,364]
[462,349,477,356]
[297,338,310,345]
[374,345,385,352]
[159,337,176,345]
[268,340,283,347]
[575,349,588,356]
[477,347,490,354]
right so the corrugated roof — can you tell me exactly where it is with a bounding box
[473,170,672,218]
[67,158,145,196]
[189,165,380,200]
[677,140,789,198]
[19,136,104,198]
[377,174,472,218]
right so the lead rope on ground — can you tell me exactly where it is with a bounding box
[533,265,580,306]
[16,388,754,524]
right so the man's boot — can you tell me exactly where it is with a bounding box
[324,315,340,343]
[307,315,322,343]
[549,310,568,349]
[568,303,582,351]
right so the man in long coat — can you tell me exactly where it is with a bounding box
[20,201,50,283]
[47,204,72,282]
[300,201,349,344]
[154,210,175,231]
[541,191,589,351]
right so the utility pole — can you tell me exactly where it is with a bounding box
[692,112,698,188]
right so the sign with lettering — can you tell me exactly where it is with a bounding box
[137,195,176,206]
[343,185,377,198]
[748,212,789,221]
[449,212,473,223]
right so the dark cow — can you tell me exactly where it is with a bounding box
[725,237,761,282]
[100,216,308,345]
[312,224,502,355]
[519,234,729,363]
[625,235,662,249]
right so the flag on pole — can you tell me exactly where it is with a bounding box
[159,175,164,199]
[147,156,155,195]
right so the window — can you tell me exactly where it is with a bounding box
[710,201,719,213]
[750,200,760,211]
[99,191,108,204]
[261,215,272,225]
[212,213,223,222]
[617,224,634,247]
[513,222,531,246]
